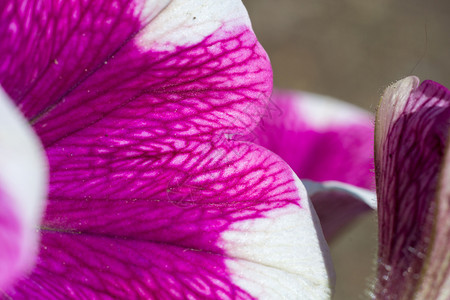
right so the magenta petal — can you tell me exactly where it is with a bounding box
[0,0,170,120]
[247,90,375,241]
[4,142,334,298]
[248,90,375,190]
[0,188,22,291]
[1,0,271,147]
[43,142,296,253]
[33,25,271,147]
[7,232,254,299]
[375,77,450,298]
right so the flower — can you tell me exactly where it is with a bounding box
[0,0,333,298]
[375,77,450,299]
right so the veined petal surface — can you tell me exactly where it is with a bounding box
[1,0,333,298]
[0,0,171,120]
[0,89,47,291]
[415,135,450,300]
[375,76,450,299]
[247,90,375,241]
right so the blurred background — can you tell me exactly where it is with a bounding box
[243,0,450,299]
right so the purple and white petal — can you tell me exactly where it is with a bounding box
[8,148,334,299]
[248,90,375,190]
[375,76,450,299]
[1,0,333,298]
[1,0,271,146]
[0,0,171,119]
[0,89,47,290]
[247,89,375,241]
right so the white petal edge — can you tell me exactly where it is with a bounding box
[220,174,335,299]
[303,179,377,210]
[135,0,171,23]
[0,88,47,286]
[375,76,420,161]
[136,0,252,51]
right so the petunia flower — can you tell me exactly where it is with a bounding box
[375,76,450,299]
[0,0,334,299]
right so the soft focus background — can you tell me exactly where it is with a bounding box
[243,0,450,299]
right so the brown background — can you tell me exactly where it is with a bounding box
[243,0,450,299]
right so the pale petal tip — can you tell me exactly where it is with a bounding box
[136,0,253,51]
[376,76,420,158]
